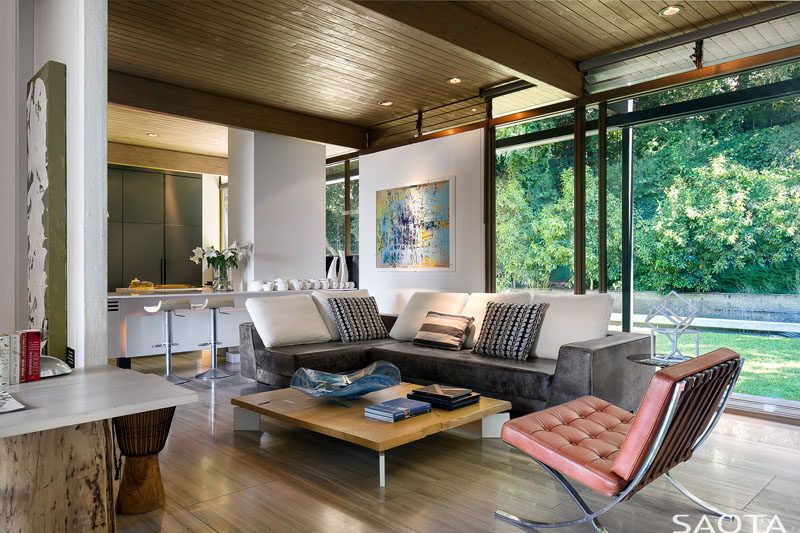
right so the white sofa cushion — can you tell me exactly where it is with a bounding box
[461,292,532,349]
[530,293,613,359]
[389,292,470,341]
[311,289,371,340]
[245,295,331,348]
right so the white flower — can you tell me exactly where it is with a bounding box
[223,249,235,259]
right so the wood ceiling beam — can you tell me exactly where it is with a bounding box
[108,142,228,175]
[352,1,583,98]
[108,71,367,149]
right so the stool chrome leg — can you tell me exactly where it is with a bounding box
[163,310,188,385]
[197,308,232,380]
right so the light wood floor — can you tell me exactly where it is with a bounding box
[117,352,800,533]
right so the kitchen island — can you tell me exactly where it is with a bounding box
[108,289,350,360]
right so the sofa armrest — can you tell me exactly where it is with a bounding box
[547,331,652,412]
[381,314,398,332]
[239,322,265,380]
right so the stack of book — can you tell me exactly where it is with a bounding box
[364,397,431,423]
[0,330,42,387]
[407,384,481,410]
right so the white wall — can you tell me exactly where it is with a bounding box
[252,132,326,280]
[33,0,108,366]
[1,0,107,365]
[201,173,222,284]
[227,129,326,287]
[227,128,255,290]
[359,129,485,313]
[0,0,31,334]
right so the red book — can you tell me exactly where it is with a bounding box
[22,330,41,382]
[18,333,27,383]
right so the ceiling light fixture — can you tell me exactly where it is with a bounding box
[447,77,462,85]
[659,5,683,17]
[378,100,393,106]
[146,132,159,137]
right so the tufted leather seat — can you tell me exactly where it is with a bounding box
[501,396,634,496]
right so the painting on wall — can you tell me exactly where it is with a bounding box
[26,61,67,358]
[376,177,454,270]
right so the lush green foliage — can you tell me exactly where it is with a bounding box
[495,63,800,294]
[634,158,800,292]
[325,178,359,256]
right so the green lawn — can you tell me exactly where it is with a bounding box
[653,331,800,402]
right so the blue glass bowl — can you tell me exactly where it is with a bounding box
[290,361,401,400]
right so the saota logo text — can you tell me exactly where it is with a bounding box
[672,514,787,533]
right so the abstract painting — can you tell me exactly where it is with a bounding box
[376,178,453,269]
[26,61,67,358]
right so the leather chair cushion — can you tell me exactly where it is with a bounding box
[611,348,740,480]
[501,396,634,497]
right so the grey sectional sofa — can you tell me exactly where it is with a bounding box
[239,316,652,414]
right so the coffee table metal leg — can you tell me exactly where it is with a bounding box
[233,407,260,430]
[481,413,510,438]
[378,452,385,487]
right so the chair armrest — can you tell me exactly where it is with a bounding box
[547,332,652,412]
[381,314,398,332]
[239,322,265,380]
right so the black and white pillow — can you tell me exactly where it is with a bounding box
[413,311,474,351]
[472,302,547,360]
[328,296,388,342]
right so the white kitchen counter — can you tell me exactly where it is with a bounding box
[0,365,197,438]
[107,289,354,359]
[108,289,314,299]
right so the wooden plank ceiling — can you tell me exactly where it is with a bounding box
[108,0,792,145]
[458,1,789,63]
[108,104,228,157]
[108,0,524,129]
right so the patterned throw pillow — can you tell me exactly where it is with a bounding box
[413,311,475,351]
[472,302,547,360]
[328,297,388,342]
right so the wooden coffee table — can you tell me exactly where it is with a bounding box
[231,383,512,486]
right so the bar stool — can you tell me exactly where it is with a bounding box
[193,297,234,380]
[144,299,191,384]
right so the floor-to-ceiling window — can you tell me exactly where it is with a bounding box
[494,61,800,409]
[495,113,575,292]
[628,63,800,404]
[325,159,359,256]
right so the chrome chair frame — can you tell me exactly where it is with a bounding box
[196,303,233,380]
[495,359,743,533]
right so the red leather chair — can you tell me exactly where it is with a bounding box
[495,348,743,533]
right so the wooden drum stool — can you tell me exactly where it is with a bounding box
[113,406,176,514]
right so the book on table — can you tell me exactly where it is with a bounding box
[408,391,481,410]
[364,397,431,422]
[409,384,473,402]
[0,391,25,414]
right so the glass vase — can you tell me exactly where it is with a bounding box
[212,263,233,292]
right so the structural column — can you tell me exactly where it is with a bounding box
[33,0,108,366]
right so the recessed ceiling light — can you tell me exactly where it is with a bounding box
[378,100,393,106]
[471,108,478,112]
[447,77,462,85]
[659,5,683,16]
[146,132,159,137]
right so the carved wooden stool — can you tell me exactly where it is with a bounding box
[113,406,176,514]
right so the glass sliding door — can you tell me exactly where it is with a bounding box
[629,68,800,403]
